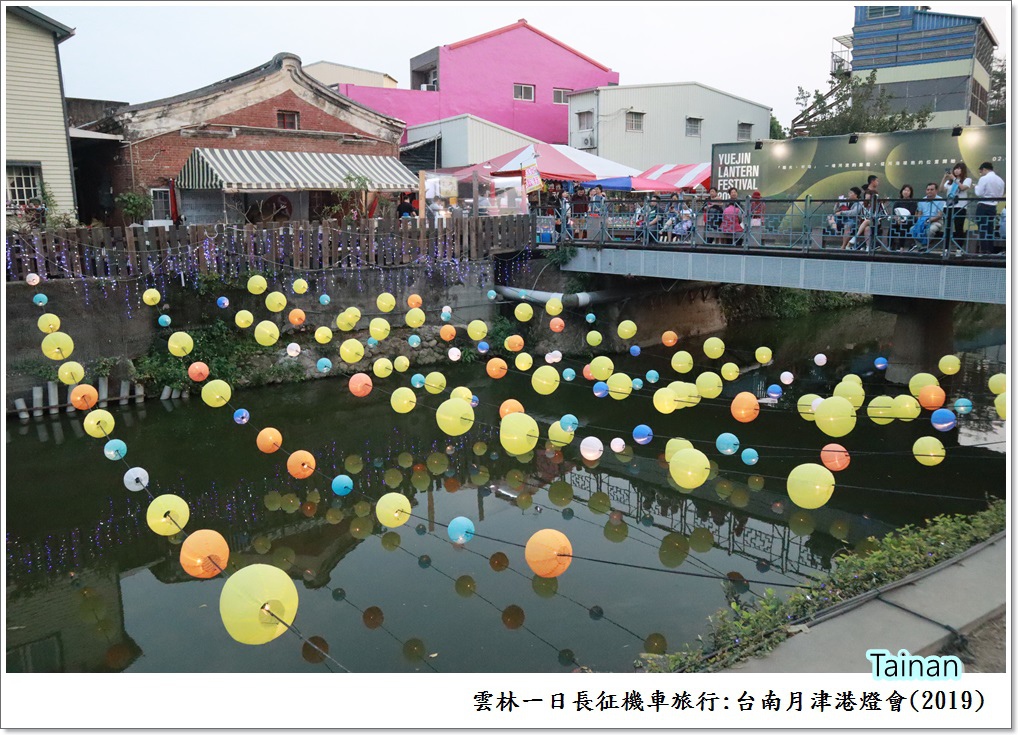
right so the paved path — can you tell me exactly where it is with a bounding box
[723,533,1006,673]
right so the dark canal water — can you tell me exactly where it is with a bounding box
[5,304,1005,673]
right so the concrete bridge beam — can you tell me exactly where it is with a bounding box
[873,296,956,385]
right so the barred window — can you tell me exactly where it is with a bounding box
[685,117,702,137]
[6,165,42,208]
[737,122,753,141]
[151,188,171,220]
[866,6,900,19]
[626,111,645,132]
[577,110,594,130]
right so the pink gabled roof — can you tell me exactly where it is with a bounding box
[446,19,613,73]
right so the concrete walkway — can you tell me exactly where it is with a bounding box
[723,533,1007,673]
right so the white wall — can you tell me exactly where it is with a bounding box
[406,115,540,167]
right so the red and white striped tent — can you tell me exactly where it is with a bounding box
[638,162,712,190]
[453,143,640,182]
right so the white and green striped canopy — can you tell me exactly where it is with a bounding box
[178,148,417,192]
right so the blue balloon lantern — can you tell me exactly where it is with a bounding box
[562,368,576,382]
[930,408,957,432]
[319,294,331,306]
[874,357,888,370]
[440,311,452,322]
[716,432,740,455]
[954,398,973,415]
[216,296,229,309]
[593,381,609,398]
[629,345,641,357]
[408,335,422,348]
[767,384,783,400]
[331,474,353,496]
[477,341,490,354]
[157,315,171,327]
[646,369,660,384]
[741,447,760,466]
[447,516,475,543]
[559,414,579,432]
[103,439,127,461]
[470,394,480,408]
[233,408,250,425]
[633,424,653,445]
[585,313,596,324]
[366,337,378,347]
[317,358,333,373]
[632,378,644,391]
[411,373,426,389]
[33,293,48,306]
[486,290,497,301]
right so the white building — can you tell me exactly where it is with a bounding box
[567,82,772,172]
[403,114,541,168]
[303,60,398,89]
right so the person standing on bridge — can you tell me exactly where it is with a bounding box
[941,163,972,253]
[973,162,1005,255]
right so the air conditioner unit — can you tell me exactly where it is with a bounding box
[581,134,596,148]
[420,83,438,92]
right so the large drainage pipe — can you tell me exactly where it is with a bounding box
[494,285,631,308]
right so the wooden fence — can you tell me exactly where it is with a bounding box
[5,215,535,282]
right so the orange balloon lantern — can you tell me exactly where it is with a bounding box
[582,364,594,381]
[731,392,760,423]
[287,450,316,479]
[439,324,456,342]
[662,330,678,347]
[407,294,422,308]
[179,529,230,578]
[349,372,373,397]
[525,529,573,578]
[549,317,565,333]
[70,384,99,411]
[288,309,306,326]
[486,358,508,379]
[499,399,524,418]
[257,427,282,453]
[917,384,946,411]
[187,361,210,382]
[820,443,851,472]
[505,334,524,352]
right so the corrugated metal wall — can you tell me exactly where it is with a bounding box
[406,116,539,167]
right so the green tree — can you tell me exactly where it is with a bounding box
[769,114,786,140]
[792,70,932,137]
[988,54,1006,124]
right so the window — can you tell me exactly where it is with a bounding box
[6,164,42,209]
[685,117,702,137]
[625,111,645,132]
[276,110,300,129]
[737,123,753,141]
[577,111,594,130]
[866,6,900,19]
[151,188,171,220]
[553,88,571,105]
[6,635,62,673]
[513,84,535,102]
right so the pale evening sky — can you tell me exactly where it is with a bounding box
[27,1,1013,129]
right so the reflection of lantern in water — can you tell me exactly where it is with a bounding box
[501,605,525,629]
[363,606,384,629]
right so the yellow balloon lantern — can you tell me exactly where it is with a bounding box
[590,355,614,381]
[842,373,862,386]
[994,392,1006,420]
[669,448,710,490]
[147,494,190,536]
[866,395,896,425]
[586,330,603,347]
[908,372,939,398]
[891,394,921,422]
[514,302,534,322]
[606,372,632,400]
[500,412,538,456]
[467,320,488,341]
[547,422,574,448]
[988,373,1007,395]
[664,437,693,462]
[219,564,298,645]
[37,313,60,333]
[58,361,84,385]
[786,463,836,509]
[292,278,308,294]
[525,529,573,578]
[672,381,700,409]
[405,307,426,328]
[142,288,161,306]
[390,387,417,414]
[314,326,333,344]
[393,355,410,373]
[346,306,362,322]
[938,354,961,375]
[617,320,637,339]
[833,380,866,410]
[247,275,267,295]
[671,350,693,374]
[369,318,391,341]
[755,346,772,364]
[235,310,254,328]
[813,396,856,438]
[376,492,412,528]
[514,352,533,371]
[167,331,193,357]
[721,362,740,381]
[545,297,563,316]
[436,397,475,436]
[201,379,231,407]
[797,393,820,421]
[336,310,356,332]
[694,371,723,399]
[653,387,677,414]
[339,339,364,364]
[450,385,472,402]
[703,337,725,359]
[41,332,74,360]
[531,365,560,395]
[83,409,115,438]
[373,358,393,378]
[254,321,279,346]
[912,436,946,467]
[265,291,287,313]
[424,371,446,394]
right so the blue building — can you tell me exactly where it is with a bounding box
[839,6,998,127]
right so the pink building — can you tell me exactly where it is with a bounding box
[335,19,619,145]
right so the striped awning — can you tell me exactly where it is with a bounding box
[178,148,418,192]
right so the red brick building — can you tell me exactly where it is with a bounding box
[85,53,414,225]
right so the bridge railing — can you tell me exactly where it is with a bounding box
[557,197,1007,261]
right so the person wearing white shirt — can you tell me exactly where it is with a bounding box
[940,162,972,251]
[973,161,1005,254]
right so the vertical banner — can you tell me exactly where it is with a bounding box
[523,164,543,194]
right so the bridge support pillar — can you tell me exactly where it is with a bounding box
[873,297,955,385]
